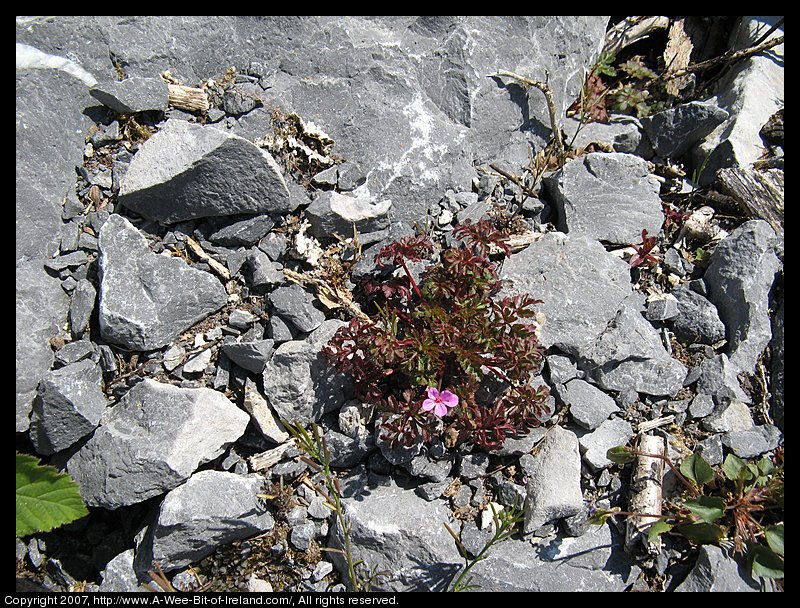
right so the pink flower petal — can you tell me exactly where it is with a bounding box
[421,398,436,412]
[439,390,459,407]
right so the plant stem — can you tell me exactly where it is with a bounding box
[399,258,422,299]
[629,449,698,496]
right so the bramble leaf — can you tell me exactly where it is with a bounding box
[16,452,89,537]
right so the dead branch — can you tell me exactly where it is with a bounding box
[492,70,566,163]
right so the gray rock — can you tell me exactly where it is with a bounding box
[246,249,284,290]
[722,425,782,459]
[704,220,781,374]
[701,400,754,433]
[16,65,94,261]
[208,215,275,247]
[558,378,619,430]
[696,354,751,404]
[499,232,631,355]
[645,295,680,321]
[520,425,583,532]
[769,296,783,429]
[261,320,351,427]
[459,453,489,480]
[98,549,147,593]
[29,360,107,455]
[641,100,729,159]
[578,417,634,471]
[545,353,580,385]
[324,429,375,468]
[67,379,249,509]
[670,286,726,345]
[584,295,687,397]
[89,77,169,113]
[139,470,275,572]
[268,284,325,333]
[689,393,715,419]
[118,119,293,223]
[543,152,663,245]
[16,259,70,431]
[305,191,391,238]
[693,17,784,184]
[97,214,228,350]
[674,544,761,592]
[69,278,97,339]
[222,339,274,374]
[466,523,634,591]
[328,480,462,591]
[563,114,649,155]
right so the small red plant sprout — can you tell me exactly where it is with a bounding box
[629,229,659,268]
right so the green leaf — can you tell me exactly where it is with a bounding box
[764,524,784,557]
[682,496,726,523]
[674,522,725,544]
[16,453,89,537]
[722,453,751,483]
[646,519,672,543]
[680,452,715,487]
[749,544,784,579]
[606,446,636,464]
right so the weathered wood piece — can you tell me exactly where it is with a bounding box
[716,167,784,233]
[248,438,296,471]
[168,83,210,113]
[625,434,665,556]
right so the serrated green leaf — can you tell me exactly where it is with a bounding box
[683,496,727,523]
[16,453,89,537]
[674,522,725,544]
[750,544,784,579]
[765,524,784,557]
[606,446,635,464]
[680,452,714,487]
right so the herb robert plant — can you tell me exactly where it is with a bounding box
[323,219,550,451]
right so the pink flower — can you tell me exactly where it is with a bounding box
[421,387,459,417]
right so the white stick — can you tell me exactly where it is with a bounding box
[625,433,665,555]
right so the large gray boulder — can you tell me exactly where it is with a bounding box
[704,220,781,374]
[520,425,583,532]
[28,360,107,455]
[499,232,685,396]
[67,379,249,509]
[136,470,275,572]
[97,213,228,351]
[16,259,70,431]
[262,320,352,427]
[544,152,664,245]
[117,119,293,223]
[328,480,462,591]
[464,523,634,591]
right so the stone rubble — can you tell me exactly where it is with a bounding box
[16,16,782,593]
